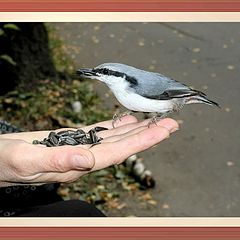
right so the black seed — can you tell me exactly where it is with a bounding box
[33,127,104,147]
[89,130,98,143]
[74,133,86,138]
[62,136,79,145]
[77,129,86,134]
[32,140,40,144]
[45,141,55,147]
[94,126,108,132]
[49,132,59,145]
[81,137,94,144]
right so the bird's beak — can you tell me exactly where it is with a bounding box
[76,68,97,78]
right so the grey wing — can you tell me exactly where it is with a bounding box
[133,72,205,100]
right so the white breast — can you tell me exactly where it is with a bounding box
[108,81,173,113]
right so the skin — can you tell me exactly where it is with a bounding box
[0,116,179,187]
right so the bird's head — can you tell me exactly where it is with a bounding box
[77,63,139,88]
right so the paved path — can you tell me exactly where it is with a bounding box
[52,23,240,216]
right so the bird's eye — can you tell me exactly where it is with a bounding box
[102,68,109,75]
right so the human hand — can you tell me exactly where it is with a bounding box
[0,116,179,187]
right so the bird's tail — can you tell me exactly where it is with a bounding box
[186,91,220,108]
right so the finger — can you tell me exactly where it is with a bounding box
[43,146,95,172]
[82,115,138,132]
[102,126,146,143]
[151,118,179,133]
[90,125,172,171]
[0,116,138,144]
[101,118,179,142]
[97,119,150,139]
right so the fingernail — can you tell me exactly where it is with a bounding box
[71,155,92,171]
[170,127,179,133]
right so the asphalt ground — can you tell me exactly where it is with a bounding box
[51,23,240,216]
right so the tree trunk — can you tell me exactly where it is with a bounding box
[0,23,57,95]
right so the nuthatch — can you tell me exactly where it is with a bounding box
[77,63,219,124]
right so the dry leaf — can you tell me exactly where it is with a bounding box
[211,73,217,78]
[149,65,155,70]
[148,200,157,206]
[138,39,145,47]
[92,36,100,44]
[117,203,127,210]
[192,48,200,53]
[227,161,234,166]
[227,65,235,70]
[140,193,152,201]
[162,203,170,209]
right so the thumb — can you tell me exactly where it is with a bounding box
[15,143,95,173]
[39,145,95,172]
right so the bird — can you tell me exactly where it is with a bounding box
[77,63,220,126]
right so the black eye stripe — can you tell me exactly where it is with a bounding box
[93,68,123,77]
[93,68,138,86]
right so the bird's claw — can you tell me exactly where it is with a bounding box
[112,111,132,128]
[147,113,168,128]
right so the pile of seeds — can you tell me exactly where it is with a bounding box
[32,126,108,147]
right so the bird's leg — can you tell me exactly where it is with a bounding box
[147,102,184,127]
[147,112,169,128]
[112,111,133,128]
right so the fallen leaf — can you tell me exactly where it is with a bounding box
[97,185,105,190]
[192,48,200,53]
[58,188,69,197]
[117,203,127,210]
[148,65,155,70]
[107,198,120,209]
[4,98,13,104]
[138,39,145,47]
[227,65,235,70]
[140,193,152,201]
[227,161,234,166]
[211,73,217,78]
[94,25,100,31]
[162,203,170,209]
[92,36,100,44]
[148,200,157,206]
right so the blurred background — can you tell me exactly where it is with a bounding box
[0,22,239,216]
